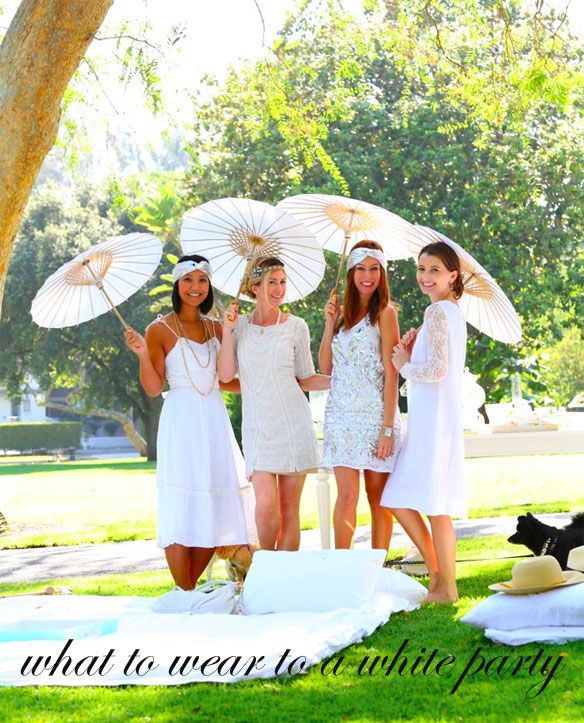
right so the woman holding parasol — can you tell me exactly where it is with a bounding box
[319,240,401,552]
[125,254,252,590]
[218,256,330,551]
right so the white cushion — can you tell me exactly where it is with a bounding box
[375,567,427,602]
[461,583,584,631]
[242,549,385,614]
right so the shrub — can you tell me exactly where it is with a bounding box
[0,422,82,453]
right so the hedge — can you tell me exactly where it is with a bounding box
[0,422,82,453]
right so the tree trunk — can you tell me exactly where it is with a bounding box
[0,0,113,310]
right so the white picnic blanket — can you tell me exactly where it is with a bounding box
[0,570,425,686]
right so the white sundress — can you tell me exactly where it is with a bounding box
[155,316,254,548]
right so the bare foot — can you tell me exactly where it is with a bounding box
[422,590,459,604]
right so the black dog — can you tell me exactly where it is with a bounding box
[508,512,584,570]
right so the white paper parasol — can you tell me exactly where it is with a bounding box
[276,193,420,288]
[30,232,162,329]
[179,197,325,302]
[407,225,522,344]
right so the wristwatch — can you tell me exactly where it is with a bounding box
[382,427,393,438]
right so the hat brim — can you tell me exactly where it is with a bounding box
[489,570,584,595]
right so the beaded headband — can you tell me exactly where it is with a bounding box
[249,263,285,281]
[173,260,212,282]
[347,247,387,271]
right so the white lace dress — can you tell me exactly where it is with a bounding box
[156,318,253,548]
[321,315,401,472]
[381,301,467,517]
[234,314,319,477]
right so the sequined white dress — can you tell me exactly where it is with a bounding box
[321,315,401,472]
[156,318,253,548]
[381,301,467,517]
[234,314,319,477]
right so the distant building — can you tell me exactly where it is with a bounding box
[0,381,47,423]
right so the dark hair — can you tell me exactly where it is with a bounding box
[241,256,285,299]
[336,240,391,333]
[172,254,214,314]
[418,242,464,299]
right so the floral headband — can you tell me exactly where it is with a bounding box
[173,260,213,282]
[347,247,387,271]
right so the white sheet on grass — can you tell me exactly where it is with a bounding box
[0,570,425,686]
[485,627,584,646]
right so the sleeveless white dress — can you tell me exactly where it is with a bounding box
[234,314,319,477]
[321,315,401,472]
[381,301,467,517]
[155,318,253,548]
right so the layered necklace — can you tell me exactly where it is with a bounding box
[173,312,218,396]
[248,308,282,344]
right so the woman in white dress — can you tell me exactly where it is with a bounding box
[125,255,250,590]
[319,240,401,550]
[218,257,329,551]
[381,241,467,603]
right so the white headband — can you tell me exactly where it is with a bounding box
[173,260,212,282]
[347,248,387,271]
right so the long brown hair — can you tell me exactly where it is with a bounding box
[418,242,464,299]
[336,240,390,333]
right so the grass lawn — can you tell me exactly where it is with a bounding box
[0,535,582,722]
[1,454,583,549]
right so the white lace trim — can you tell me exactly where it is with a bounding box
[401,303,449,383]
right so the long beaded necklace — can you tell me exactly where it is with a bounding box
[173,313,218,396]
[174,313,212,368]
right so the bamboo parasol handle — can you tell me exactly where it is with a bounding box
[332,208,357,294]
[82,260,129,330]
[333,231,352,292]
[227,257,256,323]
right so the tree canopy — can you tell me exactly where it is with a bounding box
[182,0,583,400]
[0,181,163,458]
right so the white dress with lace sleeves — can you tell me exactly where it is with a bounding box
[381,300,467,517]
[400,304,449,383]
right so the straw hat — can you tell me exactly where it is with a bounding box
[567,546,584,572]
[489,556,584,595]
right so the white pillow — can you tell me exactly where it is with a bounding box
[461,583,584,632]
[485,627,584,646]
[241,549,385,614]
[375,568,427,604]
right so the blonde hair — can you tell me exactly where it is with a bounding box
[241,256,285,299]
